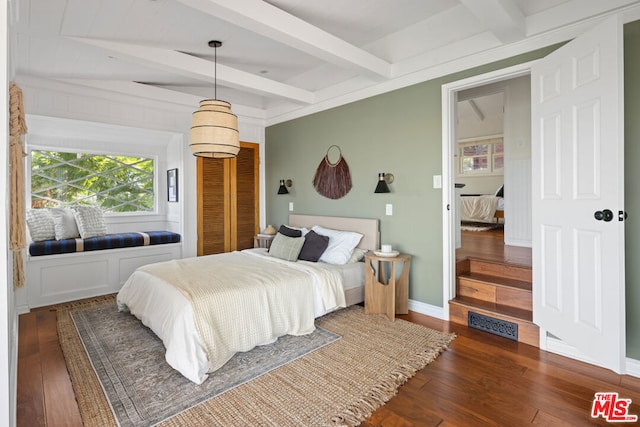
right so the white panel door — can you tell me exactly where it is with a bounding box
[532,16,625,373]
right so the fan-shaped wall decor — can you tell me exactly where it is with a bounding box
[313,145,352,199]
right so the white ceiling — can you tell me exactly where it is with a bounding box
[14,0,640,125]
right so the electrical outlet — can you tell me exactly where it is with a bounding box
[289,202,294,211]
[386,204,393,216]
[433,175,442,189]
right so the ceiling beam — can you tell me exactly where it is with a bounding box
[67,37,315,105]
[54,79,267,119]
[459,0,525,43]
[467,99,485,121]
[174,0,391,80]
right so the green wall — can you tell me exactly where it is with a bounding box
[624,21,640,359]
[266,21,640,358]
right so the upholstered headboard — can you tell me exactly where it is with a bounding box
[288,214,379,251]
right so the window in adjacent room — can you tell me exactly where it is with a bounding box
[459,136,503,175]
[30,150,155,213]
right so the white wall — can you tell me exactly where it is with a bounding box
[1,0,16,425]
[502,75,532,247]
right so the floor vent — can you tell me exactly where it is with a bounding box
[468,311,518,341]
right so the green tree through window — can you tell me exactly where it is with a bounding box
[31,150,155,212]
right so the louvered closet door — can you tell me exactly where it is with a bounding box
[197,142,259,256]
[233,142,259,251]
[197,157,229,255]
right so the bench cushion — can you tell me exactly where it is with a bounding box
[29,231,181,256]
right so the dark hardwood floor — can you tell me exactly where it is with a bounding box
[17,230,639,426]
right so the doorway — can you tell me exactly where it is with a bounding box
[441,62,533,320]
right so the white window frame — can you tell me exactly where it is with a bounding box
[27,144,159,216]
[457,135,504,176]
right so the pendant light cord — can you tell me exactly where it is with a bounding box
[214,44,217,100]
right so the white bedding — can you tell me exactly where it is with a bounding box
[460,195,502,223]
[117,248,357,384]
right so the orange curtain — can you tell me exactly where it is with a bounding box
[9,82,27,288]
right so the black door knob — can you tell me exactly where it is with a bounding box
[594,209,614,222]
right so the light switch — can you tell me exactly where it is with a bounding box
[386,203,393,216]
[433,175,442,189]
[289,202,294,211]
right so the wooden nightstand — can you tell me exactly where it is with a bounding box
[254,234,275,249]
[364,252,411,321]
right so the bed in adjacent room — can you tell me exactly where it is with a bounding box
[460,186,504,223]
[117,214,379,384]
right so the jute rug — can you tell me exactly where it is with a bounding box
[57,295,455,426]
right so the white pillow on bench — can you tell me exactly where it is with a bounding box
[73,206,107,239]
[49,208,80,240]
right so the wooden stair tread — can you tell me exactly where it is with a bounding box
[450,295,533,323]
[467,256,532,270]
[458,272,531,291]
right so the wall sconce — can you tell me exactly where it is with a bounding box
[374,173,394,193]
[278,179,293,194]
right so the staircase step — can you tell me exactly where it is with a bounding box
[468,258,532,282]
[458,273,532,309]
[449,296,539,347]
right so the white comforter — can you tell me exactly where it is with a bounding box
[116,248,346,384]
[460,195,501,223]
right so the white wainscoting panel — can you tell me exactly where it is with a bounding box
[505,157,532,247]
[26,244,182,309]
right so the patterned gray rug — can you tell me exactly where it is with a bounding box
[70,301,340,427]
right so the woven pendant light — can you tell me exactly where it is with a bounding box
[189,41,239,158]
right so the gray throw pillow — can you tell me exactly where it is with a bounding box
[268,233,305,262]
[278,225,302,238]
[298,230,329,262]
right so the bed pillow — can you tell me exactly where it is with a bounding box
[284,225,309,236]
[268,233,305,262]
[298,230,329,262]
[49,207,80,240]
[72,206,107,239]
[278,225,302,238]
[347,248,367,264]
[312,225,363,265]
[26,209,56,242]
[495,185,504,197]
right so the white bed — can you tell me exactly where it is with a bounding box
[460,195,504,223]
[117,214,379,384]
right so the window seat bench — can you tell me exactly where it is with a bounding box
[24,231,182,309]
[29,231,181,256]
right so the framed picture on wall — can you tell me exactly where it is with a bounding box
[167,168,178,202]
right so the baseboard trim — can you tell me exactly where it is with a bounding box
[408,299,445,320]
[626,358,640,378]
[545,335,640,377]
[545,336,601,367]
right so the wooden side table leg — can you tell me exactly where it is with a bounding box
[396,259,410,315]
[364,259,377,315]
[386,261,397,321]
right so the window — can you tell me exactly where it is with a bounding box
[459,137,503,175]
[31,150,155,213]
